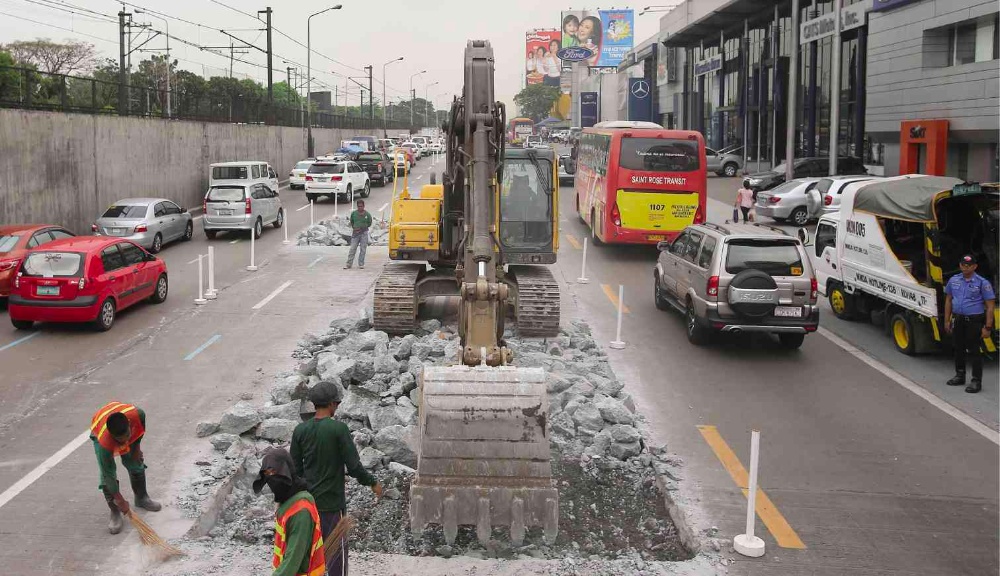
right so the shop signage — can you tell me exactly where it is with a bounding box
[799,0,871,45]
[872,0,920,11]
[581,92,599,127]
[558,46,595,62]
[694,54,723,77]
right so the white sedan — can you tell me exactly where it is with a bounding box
[304,160,370,203]
[288,159,316,190]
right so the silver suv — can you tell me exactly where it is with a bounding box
[653,222,819,349]
[203,183,284,239]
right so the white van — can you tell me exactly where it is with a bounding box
[210,161,279,193]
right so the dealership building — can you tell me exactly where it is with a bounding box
[612,0,998,180]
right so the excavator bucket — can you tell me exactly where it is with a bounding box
[409,365,558,546]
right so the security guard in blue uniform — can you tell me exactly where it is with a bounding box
[944,254,996,393]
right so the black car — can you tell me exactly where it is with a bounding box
[745,157,868,192]
[355,151,393,187]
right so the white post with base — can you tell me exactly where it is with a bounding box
[247,230,258,272]
[310,200,314,227]
[734,429,766,558]
[282,212,290,244]
[609,284,626,349]
[194,254,207,305]
[577,238,589,284]
[205,247,217,300]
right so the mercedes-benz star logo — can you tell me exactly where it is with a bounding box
[631,80,650,98]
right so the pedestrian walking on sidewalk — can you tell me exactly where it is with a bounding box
[944,254,996,394]
[344,200,373,270]
[735,180,755,223]
[252,447,326,576]
[90,401,162,535]
[291,381,383,576]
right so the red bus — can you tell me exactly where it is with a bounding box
[574,123,706,245]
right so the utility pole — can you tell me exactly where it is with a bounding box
[259,7,273,105]
[118,10,128,114]
[364,65,374,127]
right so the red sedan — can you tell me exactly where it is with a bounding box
[8,237,168,331]
[0,225,76,300]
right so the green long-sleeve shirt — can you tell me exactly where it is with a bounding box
[272,491,317,576]
[290,417,376,513]
[92,408,146,493]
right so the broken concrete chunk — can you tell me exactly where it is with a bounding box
[418,319,441,334]
[550,411,576,439]
[337,387,380,421]
[546,374,574,394]
[319,358,356,384]
[368,404,405,432]
[394,334,416,360]
[610,441,642,460]
[353,355,376,383]
[587,373,624,397]
[398,372,416,394]
[572,403,605,437]
[260,401,301,422]
[608,424,641,444]
[359,447,385,470]
[196,421,219,438]
[587,429,613,456]
[257,418,298,442]
[388,461,415,476]
[357,330,390,352]
[596,396,635,426]
[374,352,400,376]
[566,379,596,398]
[270,373,307,405]
[218,401,262,435]
[373,425,418,468]
[210,433,240,452]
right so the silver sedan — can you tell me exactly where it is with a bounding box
[92,197,193,253]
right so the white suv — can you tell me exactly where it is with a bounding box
[305,161,370,203]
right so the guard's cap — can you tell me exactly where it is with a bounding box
[308,379,344,405]
[960,254,978,265]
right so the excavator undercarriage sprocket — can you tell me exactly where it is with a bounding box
[509,265,561,337]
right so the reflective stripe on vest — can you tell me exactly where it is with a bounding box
[90,402,145,457]
[271,497,325,576]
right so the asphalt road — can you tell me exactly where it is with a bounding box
[553,167,999,575]
[0,154,443,575]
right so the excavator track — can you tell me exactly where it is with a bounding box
[373,263,423,335]
[510,265,560,337]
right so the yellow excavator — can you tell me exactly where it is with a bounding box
[373,40,560,546]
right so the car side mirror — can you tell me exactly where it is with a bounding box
[657,241,671,252]
[797,228,812,246]
[181,207,188,213]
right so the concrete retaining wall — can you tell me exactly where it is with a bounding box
[0,109,361,234]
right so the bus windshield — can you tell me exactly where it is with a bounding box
[619,138,700,172]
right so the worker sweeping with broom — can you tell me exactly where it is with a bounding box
[253,447,326,576]
[90,401,162,535]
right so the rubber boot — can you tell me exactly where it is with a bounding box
[129,472,162,512]
[946,373,966,386]
[104,490,124,534]
[965,379,982,394]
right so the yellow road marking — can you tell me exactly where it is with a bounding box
[564,233,581,250]
[697,425,806,549]
[600,283,631,314]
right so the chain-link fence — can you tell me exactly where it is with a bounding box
[0,65,410,131]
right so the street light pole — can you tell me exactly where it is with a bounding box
[382,56,403,136]
[424,81,439,128]
[136,10,170,118]
[409,70,425,129]
[307,5,342,156]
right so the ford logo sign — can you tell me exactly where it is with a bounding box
[557,47,594,62]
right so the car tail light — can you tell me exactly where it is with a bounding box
[611,203,621,227]
[769,196,781,203]
[306,175,314,182]
[707,275,720,298]
[823,195,832,206]
[14,272,21,288]
[245,198,252,215]
[331,175,343,181]
[91,223,98,232]
[203,198,207,214]
[810,277,818,302]
[134,224,147,233]
[0,258,20,272]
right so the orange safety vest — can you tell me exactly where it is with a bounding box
[272,496,325,576]
[90,402,145,457]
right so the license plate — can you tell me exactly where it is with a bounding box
[219,209,234,216]
[36,285,60,296]
[111,228,126,235]
[319,177,329,182]
[774,306,802,317]
[647,235,665,241]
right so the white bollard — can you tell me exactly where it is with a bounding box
[609,284,626,349]
[334,194,339,218]
[247,230,258,272]
[310,200,314,227]
[282,211,290,244]
[205,247,217,299]
[194,254,207,305]
[734,430,766,558]
[577,238,590,284]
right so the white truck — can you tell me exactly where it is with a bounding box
[802,175,998,355]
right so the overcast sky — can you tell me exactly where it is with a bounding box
[0,0,661,113]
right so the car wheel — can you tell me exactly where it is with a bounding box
[94,298,115,332]
[150,233,163,254]
[686,300,709,345]
[274,208,284,229]
[150,273,168,304]
[777,333,805,349]
[183,221,194,241]
[11,318,32,330]
[307,193,318,203]
[362,181,370,198]
[654,273,670,311]
[723,163,738,177]
[789,206,809,227]
[253,218,263,239]
[205,230,217,240]
[828,282,856,320]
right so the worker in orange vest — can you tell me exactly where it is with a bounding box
[253,447,326,576]
[90,402,162,534]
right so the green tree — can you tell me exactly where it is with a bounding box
[513,84,559,123]
[0,51,21,102]
[1,38,96,75]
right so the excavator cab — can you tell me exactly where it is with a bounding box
[498,148,559,263]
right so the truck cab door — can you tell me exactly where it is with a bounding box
[811,220,839,296]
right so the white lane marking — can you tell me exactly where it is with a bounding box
[0,332,39,352]
[819,327,999,446]
[378,203,388,213]
[296,204,310,212]
[252,280,293,310]
[0,430,90,510]
[229,238,241,244]
[307,256,324,269]
[185,334,222,361]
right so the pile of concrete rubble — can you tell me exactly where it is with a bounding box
[296,216,389,247]
[178,315,687,565]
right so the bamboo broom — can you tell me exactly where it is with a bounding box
[321,515,357,564]
[125,511,184,557]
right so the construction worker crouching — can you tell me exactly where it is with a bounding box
[90,401,161,535]
[253,447,326,576]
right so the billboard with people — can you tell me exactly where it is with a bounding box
[559,10,634,68]
[525,30,563,87]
